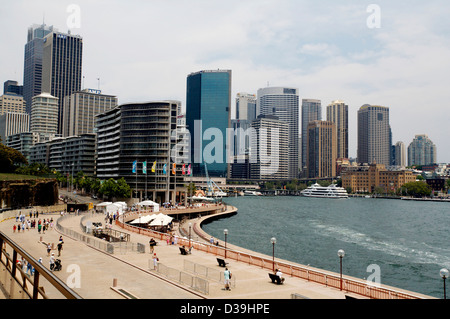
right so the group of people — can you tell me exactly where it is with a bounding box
[13,217,54,233]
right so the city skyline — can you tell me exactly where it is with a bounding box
[0,1,449,162]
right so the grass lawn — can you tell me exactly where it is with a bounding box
[0,173,51,181]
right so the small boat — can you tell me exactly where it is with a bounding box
[300,183,348,199]
[244,190,263,196]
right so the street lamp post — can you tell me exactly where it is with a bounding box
[271,237,277,272]
[338,249,345,291]
[188,222,192,248]
[224,229,228,259]
[440,268,449,299]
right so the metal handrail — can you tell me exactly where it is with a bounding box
[0,231,82,299]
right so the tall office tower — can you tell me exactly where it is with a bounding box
[326,100,348,159]
[407,134,437,166]
[42,30,83,134]
[0,94,25,115]
[306,120,337,179]
[257,87,299,179]
[62,88,118,137]
[357,104,391,166]
[0,112,30,142]
[231,92,256,156]
[4,80,23,96]
[30,93,59,142]
[393,141,406,167]
[186,70,232,177]
[301,99,322,170]
[250,115,289,180]
[23,24,54,115]
[96,101,185,204]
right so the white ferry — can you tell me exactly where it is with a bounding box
[300,183,349,199]
[244,190,263,196]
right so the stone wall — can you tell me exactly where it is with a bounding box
[0,179,58,209]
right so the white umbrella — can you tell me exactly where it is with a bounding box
[149,213,173,226]
[129,214,157,224]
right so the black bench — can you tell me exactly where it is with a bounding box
[269,273,284,284]
[217,258,228,267]
[179,246,191,255]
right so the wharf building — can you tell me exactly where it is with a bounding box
[306,120,337,179]
[357,104,391,167]
[250,115,289,180]
[186,70,232,178]
[23,23,54,115]
[258,87,299,179]
[62,88,118,137]
[28,133,96,177]
[41,30,83,135]
[96,101,186,204]
[341,162,417,194]
[407,134,437,167]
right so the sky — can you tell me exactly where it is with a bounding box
[1,0,449,163]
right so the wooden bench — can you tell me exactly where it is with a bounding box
[217,258,228,267]
[269,273,284,284]
[179,246,191,255]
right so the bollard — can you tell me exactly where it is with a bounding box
[113,278,117,287]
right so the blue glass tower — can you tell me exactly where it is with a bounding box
[186,70,232,177]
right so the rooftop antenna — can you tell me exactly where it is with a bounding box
[97,78,100,90]
[82,75,85,90]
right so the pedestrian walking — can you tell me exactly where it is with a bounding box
[46,243,51,256]
[49,253,55,271]
[153,253,159,270]
[224,267,232,291]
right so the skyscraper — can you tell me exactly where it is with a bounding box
[301,99,322,170]
[326,100,348,159]
[258,87,299,179]
[306,120,337,179]
[42,30,83,134]
[393,141,406,167]
[62,89,118,137]
[357,104,391,166]
[30,92,59,142]
[407,134,437,166]
[186,70,232,177]
[23,24,54,115]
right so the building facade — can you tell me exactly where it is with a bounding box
[62,89,118,137]
[258,87,299,179]
[96,101,186,204]
[407,134,437,166]
[393,141,406,167]
[250,115,289,180]
[357,104,391,166]
[326,100,348,160]
[30,93,59,141]
[23,23,54,115]
[0,94,26,115]
[42,31,83,134]
[341,162,417,193]
[6,132,40,161]
[306,120,337,179]
[0,112,30,142]
[301,99,322,171]
[186,70,232,177]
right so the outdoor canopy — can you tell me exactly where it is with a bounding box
[137,200,160,212]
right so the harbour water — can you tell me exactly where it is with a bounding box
[202,195,450,298]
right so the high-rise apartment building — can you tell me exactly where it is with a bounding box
[393,141,406,167]
[301,99,322,170]
[0,94,25,115]
[258,87,299,179]
[306,120,337,179]
[42,30,83,134]
[357,104,391,166]
[23,24,54,115]
[62,89,118,137]
[96,101,185,204]
[186,70,232,177]
[250,115,289,180]
[407,134,437,166]
[326,100,348,159]
[30,92,59,141]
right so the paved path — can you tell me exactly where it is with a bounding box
[1,210,370,300]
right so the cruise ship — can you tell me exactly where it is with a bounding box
[300,183,349,199]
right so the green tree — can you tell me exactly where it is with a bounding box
[98,178,131,200]
[402,181,432,198]
[0,140,28,173]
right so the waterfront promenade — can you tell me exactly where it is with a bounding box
[0,205,433,300]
